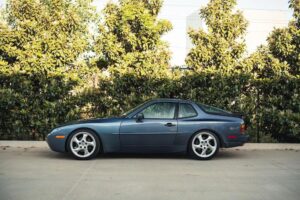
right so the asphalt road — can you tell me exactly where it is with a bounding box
[0,147,300,200]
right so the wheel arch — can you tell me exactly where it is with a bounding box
[65,127,103,153]
[186,129,224,153]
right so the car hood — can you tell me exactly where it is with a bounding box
[57,117,124,127]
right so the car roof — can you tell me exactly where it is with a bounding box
[150,98,195,104]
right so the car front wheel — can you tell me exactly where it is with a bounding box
[189,131,219,160]
[67,129,100,160]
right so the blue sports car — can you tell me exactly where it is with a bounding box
[47,98,248,160]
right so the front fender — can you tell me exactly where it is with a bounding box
[47,122,121,153]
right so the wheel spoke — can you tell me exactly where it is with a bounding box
[193,144,201,149]
[82,133,88,142]
[73,147,81,152]
[84,148,89,155]
[197,135,204,142]
[201,148,207,156]
[87,141,95,147]
[73,137,80,145]
[206,135,213,141]
[207,143,215,150]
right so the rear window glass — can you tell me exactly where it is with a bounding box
[198,103,230,115]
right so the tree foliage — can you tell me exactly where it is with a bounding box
[94,0,172,77]
[267,0,300,75]
[185,0,247,72]
[244,47,289,79]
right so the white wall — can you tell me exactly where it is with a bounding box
[243,9,289,53]
[186,9,289,57]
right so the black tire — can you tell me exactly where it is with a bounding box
[188,131,220,160]
[67,129,101,160]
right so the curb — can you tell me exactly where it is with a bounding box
[0,141,47,148]
[232,143,300,150]
[1,141,300,150]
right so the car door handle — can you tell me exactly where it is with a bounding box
[164,123,176,127]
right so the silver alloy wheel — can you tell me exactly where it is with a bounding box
[70,132,97,158]
[192,132,217,158]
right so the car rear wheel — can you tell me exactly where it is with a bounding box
[67,129,100,160]
[189,131,219,160]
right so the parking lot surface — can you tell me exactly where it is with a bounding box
[0,146,300,200]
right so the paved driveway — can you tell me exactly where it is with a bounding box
[0,146,300,200]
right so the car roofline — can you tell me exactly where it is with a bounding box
[150,98,194,104]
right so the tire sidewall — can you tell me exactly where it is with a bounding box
[189,131,220,160]
[67,129,101,160]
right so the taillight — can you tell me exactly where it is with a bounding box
[240,123,246,134]
[227,135,237,139]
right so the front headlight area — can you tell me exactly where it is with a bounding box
[50,127,63,134]
[47,127,66,139]
[46,127,69,152]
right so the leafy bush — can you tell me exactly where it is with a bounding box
[0,68,88,140]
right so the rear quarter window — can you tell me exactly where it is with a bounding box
[198,103,230,115]
[178,103,198,118]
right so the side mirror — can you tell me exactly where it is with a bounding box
[136,113,144,122]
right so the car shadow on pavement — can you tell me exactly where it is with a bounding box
[42,148,247,160]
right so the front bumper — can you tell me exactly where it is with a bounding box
[46,133,67,153]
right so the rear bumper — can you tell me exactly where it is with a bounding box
[223,135,249,148]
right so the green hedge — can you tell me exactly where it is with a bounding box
[0,70,81,140]
[0,70,299,142]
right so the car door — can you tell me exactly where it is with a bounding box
[119,102,178,147]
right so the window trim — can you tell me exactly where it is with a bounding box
[177,103,198,119]
[133,102,177,120]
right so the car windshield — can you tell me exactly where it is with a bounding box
[197,103,231,115]
[121,102,148,117]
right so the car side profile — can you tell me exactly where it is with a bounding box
[47,98,248,160]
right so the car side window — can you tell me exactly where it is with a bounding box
[139,102,176,119]
[178,103,197,118]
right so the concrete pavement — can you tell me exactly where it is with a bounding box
[0,143,300,200]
